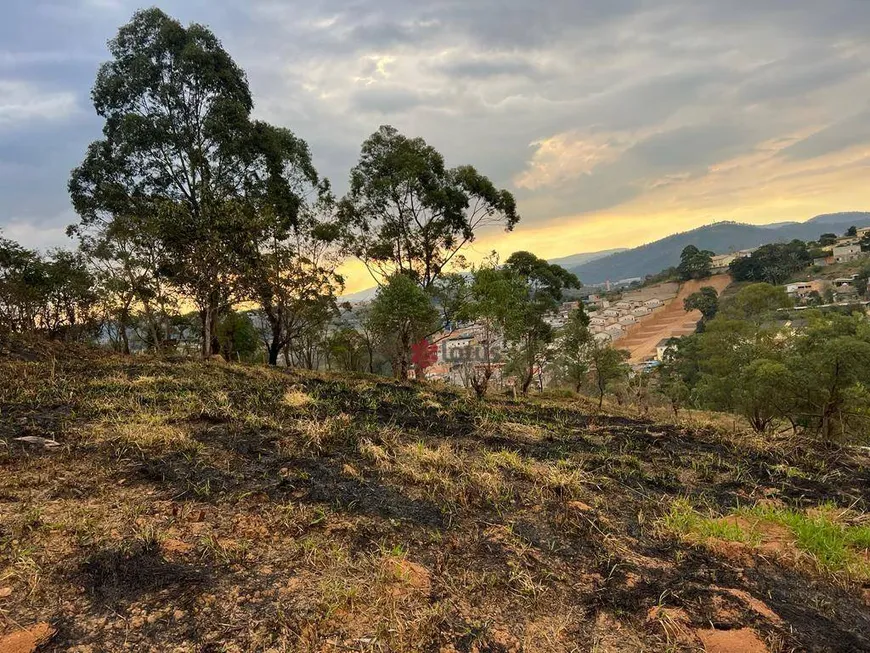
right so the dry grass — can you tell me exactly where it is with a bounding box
[1,354,869,651]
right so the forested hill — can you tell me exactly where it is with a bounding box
[569,212,870,284]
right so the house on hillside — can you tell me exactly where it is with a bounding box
[786,281,827,300]
[605,324,624,338]
[593,332,612,344]
[602,309,620,318]
[618,315,638,326]
[632,306,652,317]
[833,244,864,263]
[813,256,834,267]
[615,301,632,310]
[644,298,664,308]
[711,254,737,273]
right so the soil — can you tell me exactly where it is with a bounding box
[618,274,733,362]
[1,356,869,651]
[696,627,768,653]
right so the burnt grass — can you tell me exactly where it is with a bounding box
[1,357,869,651]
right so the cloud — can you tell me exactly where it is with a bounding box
[515,131,637,190]
[2,0,870,282]
[0,80,78,128]
[780,109,870,161]
[350,86,431,114]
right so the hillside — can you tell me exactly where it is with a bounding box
[2,354,870,651]
[570,212,870,284]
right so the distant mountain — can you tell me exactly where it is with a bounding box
[548,248,627,269]
[806,212,870,226]
[569,212,870,285]
[340,286,379,304]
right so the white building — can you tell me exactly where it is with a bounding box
[644,298,664,308]
[632,307,652,317]
[833,244,863,263]
[593,332,612,344]
[602,309,620,318]
[605,324,624,337]
[618,315,637,326]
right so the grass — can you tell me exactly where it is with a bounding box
[739,503,870,577]
[661,499,756,544]
[662,498,870,580]
[2,353,870,651]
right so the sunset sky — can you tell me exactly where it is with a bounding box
[2,0,869,293]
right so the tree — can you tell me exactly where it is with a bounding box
[787,313,870,442]
[845,226,858,238]
[731,358,793,433]
[368,273,439,381]
[247,208,344,366]
[588,341,630,409]
[683,286,719,322]
[657,348,691,418]
[0,237,97,342]
[503,251,581,394]
[819,233,838,247]
[719,283,791,322]
[69,9,312,357]
[554,308,592,393]
[325,326,368,372]
[216,311,260,362]
[338,125,519,290]
[677,245,713,281]
[728,241,810,285]
[457,258,526,398]
[0,234,42,334]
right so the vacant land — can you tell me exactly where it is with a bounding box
[1,353,869,652]
[620,274,732,363]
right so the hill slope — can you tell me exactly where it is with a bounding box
[2,355,869,651]
[570,212,870,284]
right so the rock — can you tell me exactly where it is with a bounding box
[13,436,61,449]
[0,622,56,653]
[0,586,12,598]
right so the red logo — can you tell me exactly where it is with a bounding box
[411,338,438,371]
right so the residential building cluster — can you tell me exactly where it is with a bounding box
[586,297,665,344]
[813,227,870,265]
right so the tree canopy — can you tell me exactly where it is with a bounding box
[69,8,325,357]
[677,245,713,281]
[338,125,519,290]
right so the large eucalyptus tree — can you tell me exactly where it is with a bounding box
[69,8,321,357]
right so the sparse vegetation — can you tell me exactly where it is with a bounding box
[3,352,870,650]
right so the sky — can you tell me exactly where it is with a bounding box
[2,1,870,293]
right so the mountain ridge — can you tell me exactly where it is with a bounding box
[569,212,870,284]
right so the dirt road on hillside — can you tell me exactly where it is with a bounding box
[617,274,732,363]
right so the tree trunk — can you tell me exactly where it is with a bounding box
[266,319,283,366]
[202,305,214,358]
[521,368,534,395]
[118,309,131,355]
[267,340,281,366]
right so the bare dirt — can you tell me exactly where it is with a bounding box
[617,274,733,362]
[1,355,869,651]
